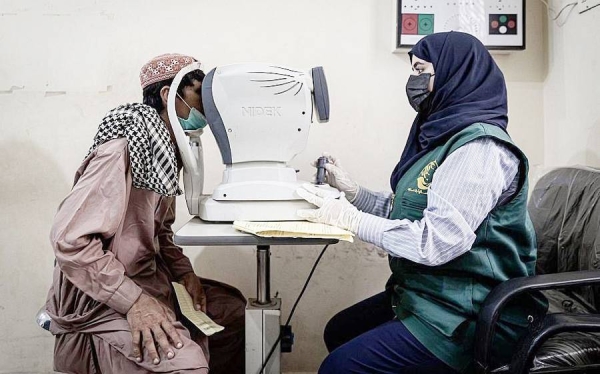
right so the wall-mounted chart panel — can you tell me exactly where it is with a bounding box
[396,0,525,51]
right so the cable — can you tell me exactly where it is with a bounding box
[579,2,600,14]
[552,2,577,21]
[259,243,330,374]
[556,3,578,26]
[538,0,578,26]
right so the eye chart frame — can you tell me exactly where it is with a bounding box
[395,0,526,52]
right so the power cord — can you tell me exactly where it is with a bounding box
[552,2,578,24]
[259,243,331,374]
[538,0,578,26]
[579,1,600,14]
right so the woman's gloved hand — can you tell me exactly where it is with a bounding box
[296,184,361,233]
[313,153,359,202]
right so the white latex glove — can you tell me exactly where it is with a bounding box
[296,184,361,234]
[312,153,359,202]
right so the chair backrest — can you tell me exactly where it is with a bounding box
[528,167,600,309]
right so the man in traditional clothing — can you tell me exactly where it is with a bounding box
[45,54,245,374]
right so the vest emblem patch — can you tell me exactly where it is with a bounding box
[408,160,438,195]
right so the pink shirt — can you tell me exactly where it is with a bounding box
[47,138,194,332]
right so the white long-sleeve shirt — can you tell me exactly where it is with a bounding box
[354,137,520,266]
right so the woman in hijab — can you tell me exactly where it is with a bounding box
[296,31,546,373]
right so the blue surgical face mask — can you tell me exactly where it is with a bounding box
[177,93,208,131]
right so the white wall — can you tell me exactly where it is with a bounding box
[0,0,546,372]
[543,0,600,168]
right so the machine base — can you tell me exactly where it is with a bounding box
[246,298,281,374]
[198,195,314,222]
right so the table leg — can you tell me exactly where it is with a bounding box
[256,245,271,305]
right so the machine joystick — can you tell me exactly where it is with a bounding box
[315,156,328,185]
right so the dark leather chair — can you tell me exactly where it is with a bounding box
[475,167,600,373]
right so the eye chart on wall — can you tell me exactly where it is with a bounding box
[395,0,525,51]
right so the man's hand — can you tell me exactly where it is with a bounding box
[178,272,207,312]
[126,293,182,365]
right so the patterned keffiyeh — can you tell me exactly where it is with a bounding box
[86,103,182,197]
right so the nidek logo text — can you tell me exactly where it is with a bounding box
[241,107,282,117]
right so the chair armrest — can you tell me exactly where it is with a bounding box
[510,313,600,374]
[474,270,600,374]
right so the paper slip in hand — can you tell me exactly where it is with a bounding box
[171,282,224,336]
[233,220,354,243]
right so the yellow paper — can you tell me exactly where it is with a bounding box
[171,282,224,336]
[233,221,354,242]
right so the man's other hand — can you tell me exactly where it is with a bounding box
[178,272,207,312]
[126,293,182,365]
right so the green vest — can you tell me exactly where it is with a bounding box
[388,123,544,372]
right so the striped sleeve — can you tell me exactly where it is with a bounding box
[357,138,519,266]
[352,187,394,218]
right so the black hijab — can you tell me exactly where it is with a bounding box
[390,31,509,190]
